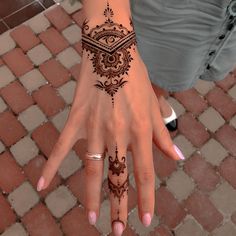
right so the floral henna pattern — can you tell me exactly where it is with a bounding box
[108,176,129,204]
[82,1,137,106]
[109,144,126,176]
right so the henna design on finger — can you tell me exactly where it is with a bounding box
[112,209,125,231]
[109,144,126,176]
[82,1,137,107]
[108,175,129,204]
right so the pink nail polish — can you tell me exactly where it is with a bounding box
[37,176,45,191]
[142,213,151,227]
[173,144,185,160]
[88,211,97,225]
[113,221,124,236]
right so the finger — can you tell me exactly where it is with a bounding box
[130,127,155,227]
[107,141,129,236]
[85,107,105,225]
[151,97,185,161]
[37,112,82,191]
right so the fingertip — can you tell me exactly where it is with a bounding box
[173,144,185,160]
[37,176,45,191]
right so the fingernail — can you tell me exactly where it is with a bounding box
[88,211,96,225]
[142,213,151,227]
[173,144,185,160]
[113,221,124,236]
[37,176,45,191]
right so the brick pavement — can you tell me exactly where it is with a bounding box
[0,1,236,235]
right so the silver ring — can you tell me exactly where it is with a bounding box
[85,151,105,160]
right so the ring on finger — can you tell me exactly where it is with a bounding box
[85,151,106,160]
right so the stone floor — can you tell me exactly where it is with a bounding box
[0,1,236,235]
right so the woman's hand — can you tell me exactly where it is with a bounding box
[36,2,185,235]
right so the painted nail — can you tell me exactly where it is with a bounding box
[37,176,45,191]
[142,213,151,227]
[113,221,124,236]
[88,211,97,225]
[173,144,185,160]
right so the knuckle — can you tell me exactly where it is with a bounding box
[85,163,100,177]
[137,169,155,185]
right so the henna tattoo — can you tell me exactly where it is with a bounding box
[109,144,126,176]
[82,1,137,106]
[108,175,129,204]
[112,209,125,230]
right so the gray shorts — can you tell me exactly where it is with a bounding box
[130,0,236,92]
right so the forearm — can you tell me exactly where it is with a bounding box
[81,0,132,24]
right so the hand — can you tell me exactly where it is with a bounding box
[36,4,185,236]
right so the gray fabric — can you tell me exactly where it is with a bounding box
[130,0,236,92]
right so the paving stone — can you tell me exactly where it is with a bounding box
[184,190,223,232]
[0,151,25,194]
[215,124,236,156]
[32,84,66,117]
[0,193,16,233]
[0,141,5,154]
[184,153,221,192]
[24,12,51,34]
[219,156,236,189]
[39,27,69,54]
[206,86,236,121]
[31,121,60,158]
[194,79,215,95]
[72,8,85,28]
[56,47,81,69]
[149,225,173,236]
[18,105,47,132]
[215,72,236,91]
[57,80,76,104]
[209,181,236,215]
[0,97,7,113]
[1,222,28,236]
[210,221,236,236]
[44,5,72,31]
[58,150,82,179]
[10,24,40,52]
[0,65,15,89]
[0,111,27,147]
[19,69,47,92]
[2,48,33,77]
[45,185,77,218]
[74,40,83,56]
[8,181,39,217]
[51,106,70,131]
[61,205,100,236]
[10,136,39,166]
[155,186,186,228]
[167,96,185,117]
[200,138,228,166]
[230,115,236,129]
[62,24,81,45]
[22,203,63,236]
[39,58,70,87]
[232,211,236,225]
[198,107,225,132]
[173,134,196,159]
[0,31,16,56]
[128,207,159,236]
[59,0,83,14]
[175,215,207,236]
[70,63,81,81]
[1,80,34,114]
[173,88,208,115]
[27,44,52,66]
[178,112,210,148]
[228,84,236,100]
[166,170,195,201]
[23,155,62,198]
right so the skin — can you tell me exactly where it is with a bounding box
[37,1,183,235]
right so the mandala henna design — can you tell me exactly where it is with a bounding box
[109,144,126,176]
[108,175,129,204]
[82,1,137,106]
